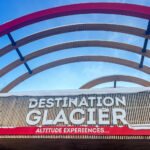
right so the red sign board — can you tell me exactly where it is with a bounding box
[0,126,150,135]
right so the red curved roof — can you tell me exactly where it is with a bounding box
[0,3,150,37]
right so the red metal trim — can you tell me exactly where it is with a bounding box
[0,3,150,37]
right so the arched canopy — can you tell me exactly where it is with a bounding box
[1,40,150,77]
[0,3,150,37]
[1,55,150,93]
[1,3,150,92]
[1,23,150,57]
[80,75,150,89]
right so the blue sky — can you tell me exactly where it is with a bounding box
[0,0,150,92]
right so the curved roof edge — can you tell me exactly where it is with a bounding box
[1,55,150,93]
[80,75,150,88]
[0,3,150,37]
